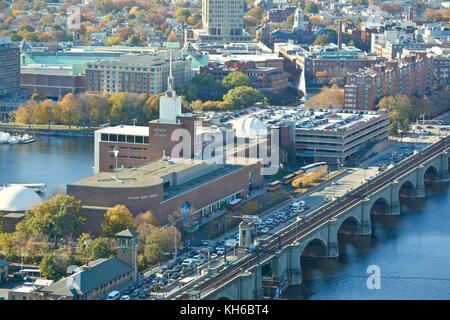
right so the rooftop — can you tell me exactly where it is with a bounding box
[41,258,132,298]
[96,125,149,137]
[224,106,384,133]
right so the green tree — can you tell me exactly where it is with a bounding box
[85,237,114,261]
[101,205,135,237]
[22,195,84,246]
[40,253,69,280]
[222,71,251,89]
[305,1,320,14]
[223,86,264,109]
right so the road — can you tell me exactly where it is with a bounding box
[173,135,450,300]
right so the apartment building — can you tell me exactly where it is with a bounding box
[0,38,20,97]
[344,54,432,110]
[85,52,192,96]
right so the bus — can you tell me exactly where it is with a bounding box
[282,174,296,185]
[268,180,281,191]
[301,162,329,174]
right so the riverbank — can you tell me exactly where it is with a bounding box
[0,124,95,138]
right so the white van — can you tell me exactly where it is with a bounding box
[106,290,120,300]
[182,258,200,267]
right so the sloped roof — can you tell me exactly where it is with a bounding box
[41,258,132,298]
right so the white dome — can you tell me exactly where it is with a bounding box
[0,185,42,212]
[233,117,268,138]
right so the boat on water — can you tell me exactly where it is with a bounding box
[4,183,46,193]
[0,132,36,144]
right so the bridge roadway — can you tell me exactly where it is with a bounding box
[173,136,450,300]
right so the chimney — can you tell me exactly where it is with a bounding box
[338,21,343,50]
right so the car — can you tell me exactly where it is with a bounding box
[210,253,218,259]
[160,264,169,271]
[260,227,269,234]
[272,219,280,226]
[201,240,210,247]
[120,295,130,300]
[106,291,121,300]
[187,250,196,258]
[279,216,287,222]
[265,218,274,224]
[216,247,225,255]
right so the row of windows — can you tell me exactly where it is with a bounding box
[101,133,149,144]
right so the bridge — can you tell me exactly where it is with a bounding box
[171,136,450,300]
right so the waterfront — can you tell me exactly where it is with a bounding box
[0,135,94,198]
[1,136,450,299]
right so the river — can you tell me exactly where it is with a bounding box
[1,136,449,299]
[0,135,94,198]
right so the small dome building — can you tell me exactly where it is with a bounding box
[0,185,42,233]
[233,117,268,139]
[0,185,42,212]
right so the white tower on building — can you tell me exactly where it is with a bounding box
[159,49,182,124]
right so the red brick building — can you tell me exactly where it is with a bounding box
[344,54,432,110]
[200,54,289,94]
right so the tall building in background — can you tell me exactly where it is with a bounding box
[187,0,252,43]
[0,38,20,97]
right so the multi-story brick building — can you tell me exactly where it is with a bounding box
[432,55,450,85]
[344,54,432,110]
[200,54,289,93]
[85,52,192,96]
[275,42,386,88]
[21,65,86,99]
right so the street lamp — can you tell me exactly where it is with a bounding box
[112,145,119,179]
[331,181,336,198]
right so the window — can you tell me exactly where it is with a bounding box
[118,135,126,142]
[101,134,108,141]
[127,135,135,143]
[109,134,117,142]
[135,136,144,144]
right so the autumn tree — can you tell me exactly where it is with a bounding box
[58,93,80,128]
[304,84,344,108]
[15,101,37,128]
[143,226,182,265]
[35,99,55,128]
[102,205,136,238]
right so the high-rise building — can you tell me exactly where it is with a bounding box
[0,38,20,97]
[188,0,252,43]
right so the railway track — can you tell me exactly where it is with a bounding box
[174,137,450,299]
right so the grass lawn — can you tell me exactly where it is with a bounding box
[0,123,97,131]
